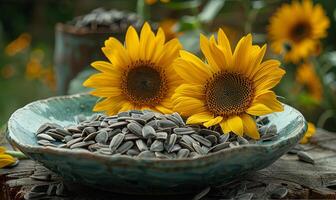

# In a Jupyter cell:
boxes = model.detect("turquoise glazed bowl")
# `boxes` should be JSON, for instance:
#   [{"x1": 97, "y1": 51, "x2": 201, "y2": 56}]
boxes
[{"x1": 7, "y1": 93, "x2": 307, "y2": 194}]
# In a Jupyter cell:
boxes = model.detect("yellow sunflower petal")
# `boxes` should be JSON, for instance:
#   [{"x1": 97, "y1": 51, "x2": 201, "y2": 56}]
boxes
[
  {"x1": 246, "y1": 104, "x2": 273, "y2": 116},
  {"x1": 226, "y1": 116, "x2": 244, "y2": 136},
  {"x1": 219, "y1": 120, "x2": 231, "y2": 134},
  {"x1": 0, "y1": 147, "x2": 5, "y2": 154},
  {"x1": 125, "y1": 26, "x2": 140, "y2": 61},
  {"x1": 241, "y1": 114, "x2": 260, "y2": 139},
  {"x1": 186, "y1": 112, "x2": 214, "y2": 124},
  {"x1": 173, "y1": 57, "x2": 211, "y2": 84},
  {"x1": 90, "y1": 87, "x2": 122, "y2": 97},
  {"x1": 203, "y1": 116, "x2": 223, "y2": 128}
]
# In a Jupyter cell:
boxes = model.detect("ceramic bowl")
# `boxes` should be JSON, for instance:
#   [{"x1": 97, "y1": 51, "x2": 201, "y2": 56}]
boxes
[{"x1": 6, "y1": 93, "x2": 307, "y2": 194}]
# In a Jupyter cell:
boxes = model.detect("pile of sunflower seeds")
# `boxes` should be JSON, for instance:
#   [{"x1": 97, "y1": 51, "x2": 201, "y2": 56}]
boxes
[
  {"x1": 35, "y1": 110, "x2": 277, "y2": 159},
  {"x1": 67, "y1": 8, "x2": 148, "y2": 32}
]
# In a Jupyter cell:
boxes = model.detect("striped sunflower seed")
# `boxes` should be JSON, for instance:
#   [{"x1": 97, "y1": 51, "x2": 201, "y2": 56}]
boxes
[
  {"x1": 116, "y1": 141, "x2": 134, "y2": 154},
  {"x1": 95, "y1": 130, "x2": 108, "y2": 144},
  {"x1": 142, "y1": 125, "x2": 156, "y2": 139},
  {"x1": 136, "y1": 139, "x2": 148, "y2": 151},
  {"x1": 173, "y1": 127, "x2": 195, "y2": 135},
  {"x1": 109, "y1": 133, "x2": 125, "y2": 153},
  {"x1": 155, "y1": 132, "x2": 168, "y2": 140},
  {"x1": 209, "y1": 142, "x2": 230, "y2": 152},
  {"x1": 126, "y1": 149, "x2": 140, "y2": 156},
  {"x1": 150, "y1": 140, "x2": 164, "y2": 152},
  {"x1": 127, "y1": 122, "x2": 143, "y2": 136},
  {"x1": 157, "y1": 120, "x2": 178, "y2": 129},
  {"x1": 191, "y1": 134, "x2": 212, "y2": 147},
  {"x1": 37, "y1": 133, "x2": 56, "y2": 142},
  {"x1": 137, "y1": 150, "x2": 155, "y2": 158},
  {"x1": 177, "y1": 149, "x2": 190, "y2": 158}
]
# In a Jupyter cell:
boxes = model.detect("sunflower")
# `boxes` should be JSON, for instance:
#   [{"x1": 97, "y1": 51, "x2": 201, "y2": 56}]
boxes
[
  {"x1": 83, "y1": 22, "x2": 182, "y2": 115},
  {"x1": 159, "y1": 19, "x2": 179, "y2": 41},
  {"x1": 0, "y1": 147, "x2": 16, "y2": 168},
  {"x1": 300, "y1": 122, "x2": 316, "y2": 144},
  {"x1": 268, "y1": 0, "x2": 329, "y2": 63},
  {"x1": 296, "y1": 62, "x2": 322, "y2": 103},
  {"x1": 172, "y1": 29, "x2": 285, "y2": 139}
]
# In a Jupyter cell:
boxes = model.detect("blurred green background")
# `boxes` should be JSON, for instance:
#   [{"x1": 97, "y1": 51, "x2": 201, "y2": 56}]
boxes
[{"x1": 1, "y1": 0, "x2": 336, "y2": 131}]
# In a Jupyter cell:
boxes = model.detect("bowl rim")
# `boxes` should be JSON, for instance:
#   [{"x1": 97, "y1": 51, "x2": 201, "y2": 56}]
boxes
[{"x1": 6, "y1": 93, "x2": 308, "y2": 165}]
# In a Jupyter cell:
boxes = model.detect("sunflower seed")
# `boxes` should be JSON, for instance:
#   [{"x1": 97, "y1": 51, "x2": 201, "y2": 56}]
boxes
[
  {"x1": 124, "y1": 133, "x2": 140, "y2": 141},
  {"x1": 116, "y1": 141, "x2": 134, "y2": 154},
  {"x1": 191, "y1": 134, "x2": 212, "y2": 147},
  {"x1": 200, "y1": 129, "x2": 221, "y2": 139},
  {"x1": 229, "y1": 141, "x2": 240, "y2": 148},
  {"x1": 118, "y1": 111, "x2": 130, "y2": 118},
  {"x1": 136, "y1": 139, "x2": 148, "y2": 151},
  {"x1": 237, "y1": 136, "x2": 249, "y2": 145},
  {"x1": 108, "y1": 119, "x2": 118, "y2": 125},
  {"x1": 108, "y1": 128, "x2": 122, "y2": 138},
  {"x1": 256, "y1": 116, "x2": 269, "y2": 125},
  {"x1": 58, "y1": 144, "x2": 67, "y2": 148},
  {"x1": 138, "y1": 150, "x2": 155, "y2": 158},
  {"x1": 100, "y1": 121, "x2": 109, "y2": 127},
  {"x1": 209, "y1": 142, "x2": 230, "y2": 152},
  {"x1": 83, "y1": 132, "x2": 98, "y2": 141},
  {"x1": 127, "y1": 149, "x2": 140, "y2": 156},
  {"x1": 82, "y1": 126, "x2": 96, "y2": 135},
  {"x1": 37, "y1": 140, "x2": 56, "y2": 147},
  {"x1": 192, "y1": 143, "x2": 207, "y2": 155},
  {"x1": 179, "y1": 141, "x2": 194, "y2": 152},
  {"x1": 36, "y1": 123, "x2": 53, "y2": 134},
  {"x1": 166, "y1": 134, "x2": 177, "y2": 152},
  {"x1": 142, "y1": 125, "x2": 156, "y2": 138},
  {"x1": 63, "y1": 135, "x2": 72, "y2": 143},
  {"x1": 45, "y1": 131, "x2": 64, "y2": 141},
  {"x1": 171, "y1": 144, "x2": 182, "y2": 152},
  {"x1": 270, "y1": 186, "x2": 288, "y2": 199},
  {"x1": 189, "y1": 152, "x2": 200, "y2": 158},
  {"x1": 150, "y1": 140, "x2": 164, "y2": 152},
  {"x1": 66, "y1": 137, "x2": 83, "y2": 147},
  {"x1": 267, "y1": 124, "x2": 277, "y2": 134},
  {"x1": 127, "y1": 122, "x2": 143, "y2": 136},
  {"x1": 173, "y1": 127, "x2": 195, "y2": 135},
  {"x1": 66, "y1": 126, "x2": 81, "y2": 133},
  {"x1": 109, "y1": 121, "x2": 128, "y2": 129},
  {"x1": 177, "y1": 149, "x2": 190, "y2": 158},
  {"x1": 147, "y1": 137, "x2": 153, "y2": 146},
  {"x1": 109, "y1": 133, "x2": 125, "y2": 153},
  {"x1": 70, "y1": 141, "x2": 95, "y2": 149},
  {"x1": 122, "y1": 127, "x2": 130, "y2": 134},
  {"x1": 155, "y1": 152, "x2": 169, "y2": 159},
  {"x1": 219, "y1": 134, "x2": 230, "y2": 143},
  {"x1": 297, "y1": 151, "x2": 315, "y2": 164},
  {"x1": 157, "y1": 120, "x2": 178, "y2": 129},
  {"x1": 54, "y1": 128, "x2": 72, "y2": 136},
  {"x1": 171, "y1": 112, "x2": 185, "y2": 126},
  {"x1": 155, "y1": 132, "x2": 168, "y2": 140},
  {"x1": 205, "y1": 135, "x2": 218, "y2": 145},
  {"x1": 72, "y1": 133, "x2": 82, "y2": 138},
  {"x1": 140, "y1": 112, "x2": 155, "y2": 122},
  {"x1": 181, "y1": 135, "x2": 199, "y2": 145},
  {"x1": 95, "y1": 130, "x2": 108, "y2": 144},
  {"x1": 99, "y1": 148, "x2": 113, "y2": 155},
  {"x1": 37, "y1": 133, "x2": 56, "y2": 142}
]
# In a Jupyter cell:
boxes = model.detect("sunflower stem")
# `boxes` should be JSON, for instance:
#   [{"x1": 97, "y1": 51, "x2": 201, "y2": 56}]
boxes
[
  {"x1": 137, "y1": 0, "x2": 150, "y2": 21},
  {"x1": 5, "y1": 150, "x2": 28, "y2": 159}
]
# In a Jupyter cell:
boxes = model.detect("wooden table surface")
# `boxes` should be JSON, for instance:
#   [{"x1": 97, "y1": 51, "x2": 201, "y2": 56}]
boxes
[{"x1": 1, "y1": 129, "x2": 336, "y2": 200}]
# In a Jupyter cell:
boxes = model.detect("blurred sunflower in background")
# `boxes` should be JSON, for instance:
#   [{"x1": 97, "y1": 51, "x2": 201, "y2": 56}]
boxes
[
  {"x1": 172, "y1": 29, "x2": 285, "y2": 139},
  {"x1": 84, "y1": 22, "x2": 182, "y2": 115},
  {"x1": 0, "y1": 147, "x2": 16, "y2": 168},
  {"x1": 159, "y1": 19, "x2": 179, "y2": 41},
  {"x1": 268, "y1": 0, "x2": 329, "y2": 63},
  {"x1": 296, "y1": 62, "x2": 323, "y2": 103},
  {"x1": 145, "y1": 0, "x2": 169, "y2": 5},
  {"x1": 300, "y1": 122, "x2": 316, "y2": 144}
]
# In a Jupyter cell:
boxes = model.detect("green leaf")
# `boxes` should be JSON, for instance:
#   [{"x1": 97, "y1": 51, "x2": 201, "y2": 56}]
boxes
[
  {"x1": 166, "y1": 0, "x2": 201, "y2": 10},
  {"x1": 198, "y1": 0, "x2": 226, "y2": 23}
]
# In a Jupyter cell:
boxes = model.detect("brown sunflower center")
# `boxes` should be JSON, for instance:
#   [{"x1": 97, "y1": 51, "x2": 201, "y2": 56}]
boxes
[
  {"x1": 205, "y1": 72, "x2": 255, "y2": 117},
  {"x1": 290, "y1": 21, "x2": 312, "y2": 42},
  {"x1": 122, "y1": 61, "x2": 167, "y2": 106}
]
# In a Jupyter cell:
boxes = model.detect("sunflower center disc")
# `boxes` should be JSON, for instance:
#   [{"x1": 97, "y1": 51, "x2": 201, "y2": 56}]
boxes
[
  {"x1": 124, "y1": 63, "x2": 166, "y2": 106},
  {"x1": 290, "y1": 21, "x2": 311, "y2": 42},
  {"x1": 205, "y1": 72, "x2": 255, "y2": 117}
]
